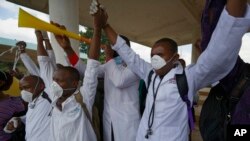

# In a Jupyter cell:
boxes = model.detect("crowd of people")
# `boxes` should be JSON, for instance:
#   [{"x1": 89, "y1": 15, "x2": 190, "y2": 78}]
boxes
[{"x1": 0, "y1": 0, "x2": 250, "y2": 141}]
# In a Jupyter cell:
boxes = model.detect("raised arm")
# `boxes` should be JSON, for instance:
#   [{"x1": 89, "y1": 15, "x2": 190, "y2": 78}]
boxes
[
  {"x1": 81, "y1": 7, "x2": 104, "y2": 115},
  {"x1": 186, "y1": 0, "x2": 250, "y2": 91},
  {"x1": 102, "y1": 13, "x2": 152, "y2": 81},
  {"x1": 36, "y1": 30, "x2": 48, "y2": 57},
  {"x1": 17, "y1": 41, "x2": 40, "y2": 76},
  {"x1": 226, "y1": 0, "x2": 247, "y2": 17},
  {"x1": 50, "y1": 22, "x2": 87, "y2": 77},
  {"x1": 36, "y1": 30, "x2": 55, "y2": 98},
  {"x1": 42, "y1": 31, "x2": 57, "y2": 69}
]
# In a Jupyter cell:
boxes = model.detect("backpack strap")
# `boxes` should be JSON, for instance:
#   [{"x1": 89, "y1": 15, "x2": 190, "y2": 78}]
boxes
[
  {"x1": 147, "y1": 70, "x2": 154, "y2": 90},
  {"x1": 41, "y1": 92, "x2": 52, "y2": 103},
  {"x1": 229, "y1": 64, "x2": 250, "y2": 118},
  {"x1": 176, "y1": 70, "x2": 194, "y2": 130},
  {"x1": 74, "y1": 92, "x2": 101, "y2": 141}
]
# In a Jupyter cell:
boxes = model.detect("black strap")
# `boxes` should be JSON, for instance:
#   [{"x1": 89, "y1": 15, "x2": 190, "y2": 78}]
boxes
[
  {"x1": 175, "y1": 71, "x2": 189, "y2": 102},
  {"x1": 176, "y1": 70, "x2": 195, "y2": 132},
  {"x1": 147, "y1": 70, "x2": 154, "y2": 91},
  {"x1": 224, "y1": 64, "x2": 250, "y2": 140},
  {"x1": 229, "y1": 64, "x2": 250, "y2": 116},
  {"x1": 42, "y1": 92, "x2": 52, "y2": 103}
]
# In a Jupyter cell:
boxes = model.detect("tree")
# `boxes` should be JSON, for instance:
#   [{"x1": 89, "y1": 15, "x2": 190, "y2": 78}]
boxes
[{"x1": 80, "y1": 27, "x2": 109, "y2": 64}]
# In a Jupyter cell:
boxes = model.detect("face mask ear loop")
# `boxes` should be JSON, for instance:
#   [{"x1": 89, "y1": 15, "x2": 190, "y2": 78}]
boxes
[
  {"x1": 166, "y1": 53, "x2": 177, "y2": 64},
  {"x1": 32, "y1": 78, "x2": 41, "y2": 105}
]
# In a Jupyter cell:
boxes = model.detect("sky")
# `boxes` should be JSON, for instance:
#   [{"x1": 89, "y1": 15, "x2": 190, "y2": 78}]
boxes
[{"x1": 0, "y1": 0, "x2": 250, "y2": 65}]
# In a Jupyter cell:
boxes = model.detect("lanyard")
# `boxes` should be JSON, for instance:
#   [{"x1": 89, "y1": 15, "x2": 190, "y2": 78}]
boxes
[{"x1": 145, "y1": 74, "x2": 164, "y2": 139}]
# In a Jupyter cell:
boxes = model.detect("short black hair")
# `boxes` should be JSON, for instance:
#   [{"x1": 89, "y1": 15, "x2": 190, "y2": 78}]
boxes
[
  {"x1": 113, "y1": 35, "x2": 131, "y2": 58},
  {"x1": 154, "y1": 38, "x2": 178, "y2": 54},
  {"x1": 24, "y1": 75, "x2": 44, "y2": 86},
  {"x1": 58, "y1": 66, "x2": 80, "y2": 82},
  {"x1": 0, "y1": 71, "x2": 13, "y2": 90}
]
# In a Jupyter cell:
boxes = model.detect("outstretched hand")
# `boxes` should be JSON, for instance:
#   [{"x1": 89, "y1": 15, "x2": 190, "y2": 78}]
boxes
[{"x1": 51, "y1": 21, "x2": 72, "y2": 50}]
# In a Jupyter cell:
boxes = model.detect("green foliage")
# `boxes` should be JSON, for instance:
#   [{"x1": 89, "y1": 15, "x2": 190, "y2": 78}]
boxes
[{"x1": 79, "y1": 27, "x2": 109, "y2": 64}]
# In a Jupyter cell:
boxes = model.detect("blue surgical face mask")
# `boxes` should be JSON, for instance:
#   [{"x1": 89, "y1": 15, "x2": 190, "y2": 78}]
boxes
[{"x1": 114, "y1": 56, "x2": 123, "y2": 65}]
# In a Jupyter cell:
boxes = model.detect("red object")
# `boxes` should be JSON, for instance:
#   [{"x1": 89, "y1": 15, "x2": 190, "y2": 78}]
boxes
[{"x1": 68, "y1": 52, "x2": 79, "y2": 66}]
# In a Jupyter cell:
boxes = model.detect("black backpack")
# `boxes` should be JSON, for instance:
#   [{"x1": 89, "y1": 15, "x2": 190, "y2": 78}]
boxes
[{"x1": 199, "y1": 64, "x2": 250, "y2": 141}]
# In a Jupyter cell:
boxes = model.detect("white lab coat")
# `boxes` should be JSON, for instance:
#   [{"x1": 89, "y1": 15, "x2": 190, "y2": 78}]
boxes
[
  {"x1": 20, "y1": 53, "x2": 40, "y2": 76},
  {"x1": 47, "y1": 50, "x2": 57, "y2": 69},
  {"x1": 111, "y1": 6, "x2": 250, "y2": 141},
  {"x1": 23, "y1": 92, "x2": 52, "y2": 141},
  {"x1": 75, "y1": 59, "x2": 141, "y2": 141},
  {"x1": 100, "y1": 60, "x2": 140, "y2": 141},
  {"x1": 44, "y1": 59, "x2": 99, "y2": 141},
  {"x1": 20, "y1": 50, "x2": 56, "y2": 76},
  {"x1": 38, "y1": 56, "x2": 56, "y2": 94}
]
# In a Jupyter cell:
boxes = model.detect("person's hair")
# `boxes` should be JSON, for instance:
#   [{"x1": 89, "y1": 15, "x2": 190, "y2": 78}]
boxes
[
  {"x1": 0, "y1": 71, "x2": 13, "y2": 90},
  {"x1": 58, "y1": 66, "x2": 80, "y2": 82},
  {"x1": 26, "y1": 75, "x2": 44, "y2": 86},
  {"x1": 179, "y1": 59, "x2": 186, "y2": 68},
  {"x1": 56, "y1": 63, "x2": 64, "y2": 69},
  {"x1": 154, "y1": 38, "x2": 178, "y2": 54},
  {"x1": 113, "y1": 35, "x2": 131, "y2": 58}
]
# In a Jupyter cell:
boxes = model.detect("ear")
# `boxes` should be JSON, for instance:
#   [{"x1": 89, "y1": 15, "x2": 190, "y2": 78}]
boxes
[
  {"x1": 39, "y1": 83, "x2": 45, "y2": 90},
  {"x1": 72, "y1": 80, "x2": 79, "y2": 88},
  {"x1": 173, "y1": 54, "x2": 180, "y2": 61}
]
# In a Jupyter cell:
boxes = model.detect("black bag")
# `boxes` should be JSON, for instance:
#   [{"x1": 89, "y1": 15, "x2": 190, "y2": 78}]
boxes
[
  {"x1": 199, "y1": 83, "x2": 228, "y2": 141},
  {"x1": 199, "y1": 64, "x2": 250, "y2": 141}
]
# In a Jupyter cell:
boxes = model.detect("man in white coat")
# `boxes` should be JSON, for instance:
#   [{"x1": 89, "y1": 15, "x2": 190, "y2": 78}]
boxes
[
  {"x1": 4, "y1": 30, "x2": 57, "y2": 141},
  {"x1": 97, "y1": 41, "x2": 140, "y2": 141},
  {"x1": 4, "y1": 75, "x2": 52, "y2": 141},
  {"x1": 57, "y1": 30, "x2": 141, "y2": 141},
  {"x1": 43, "y1": 8, "x2": 106, "y2": 141},
  {"x1": 96, "y1": 0, "x2": 250, "y2": 140}
]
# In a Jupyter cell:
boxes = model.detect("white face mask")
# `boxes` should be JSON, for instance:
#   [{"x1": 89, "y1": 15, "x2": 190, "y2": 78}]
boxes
[
  {"x1": 21, "y1": 90, "x2": 33, "y2": 102},
  {"x1": 51, "y1": 81, "x2": 77, "y2": 99},
  {"x1": 51, "y1": 81, "x2": 63, "y2": 98},
  {"x1": 151, "y1": 54, "x2": 175, "y2": 70},
  {"x1": 20, "y1": 77, "x2": 40, "y2": 103}
]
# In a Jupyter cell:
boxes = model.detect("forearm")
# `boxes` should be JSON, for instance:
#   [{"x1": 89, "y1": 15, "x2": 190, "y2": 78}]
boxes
[
  {"x1": 226, "y1": 0, "x2": 247, "y2": 17},
  {"x1": 103, "y1": 24, "x2": 118, "y2": 45},
  {"x1": 89, "y1": 27, "x2": 101, "y2": 60},
  {"x1": 189, "y1": 5, "x2": 250, "y2": 89},
  {"x1": 81, "y1": 59, "x2": 100, "y2": 117},
  {"x1": 37, "y1": 38, "x2": 48, "y2": 56},
  {"x1": 44, "y1": 39, "x2": 53, "y2": 50}
]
